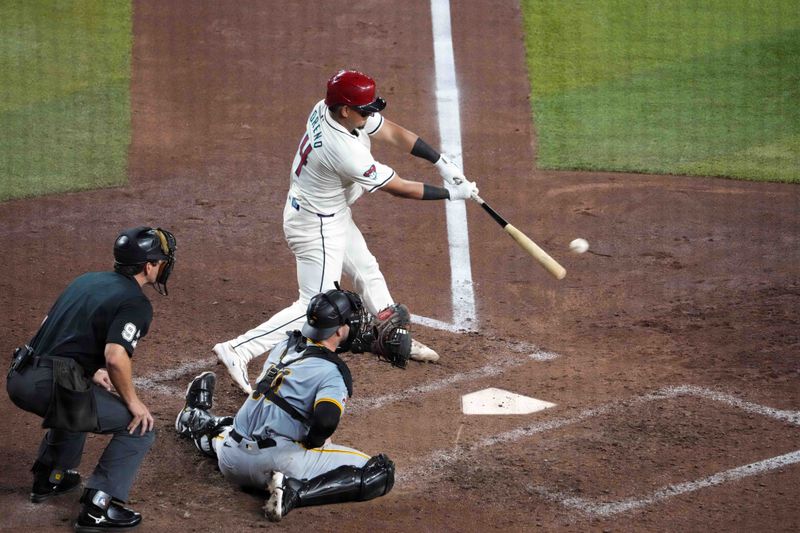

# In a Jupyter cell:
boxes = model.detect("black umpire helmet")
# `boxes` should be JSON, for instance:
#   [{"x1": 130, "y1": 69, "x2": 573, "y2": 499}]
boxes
[
  {"x1": 302, "y1": 288, "x2": 363, "y2": 341},
  {"x1": 114, "y1": 226, "x2": 177, "y2": 295}
]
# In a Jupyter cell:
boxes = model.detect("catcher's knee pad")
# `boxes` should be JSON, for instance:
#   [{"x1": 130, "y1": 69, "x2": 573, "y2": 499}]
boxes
[{"x1": 359, "y1": 454, "x2": 395, "y2": 501}]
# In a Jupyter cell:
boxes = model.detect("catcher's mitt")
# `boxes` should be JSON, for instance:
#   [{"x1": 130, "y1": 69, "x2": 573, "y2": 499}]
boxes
[{"x1": 370, "y1": 304, "x2": 412, "y2": 368}]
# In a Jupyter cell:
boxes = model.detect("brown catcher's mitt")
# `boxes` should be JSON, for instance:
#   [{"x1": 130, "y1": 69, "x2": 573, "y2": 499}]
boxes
[{"x1": 371, "y1": 304, "x2": 412, "y2": 368}]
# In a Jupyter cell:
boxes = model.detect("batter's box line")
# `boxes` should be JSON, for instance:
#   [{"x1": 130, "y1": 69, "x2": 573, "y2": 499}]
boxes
[
  {"x1": 532, "y1": 449, "x2": 800, "y2": 518},
  {"x1": 411, "y1": 313, "x2": 476, "y2": 333},
  {"x1": 398, "y1": 385, "x2": 800, "y2": 505}
]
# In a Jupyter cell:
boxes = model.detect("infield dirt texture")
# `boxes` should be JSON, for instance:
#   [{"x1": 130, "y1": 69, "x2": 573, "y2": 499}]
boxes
[{"x1": 1, "y1": 1, "x2": 798, "y2": 532}]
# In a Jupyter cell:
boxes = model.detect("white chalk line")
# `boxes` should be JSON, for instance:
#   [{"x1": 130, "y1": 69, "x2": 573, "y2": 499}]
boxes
[
  {"x1": 533, "y1": 449, "x2": 800, "y2": 517},
  {"x1": 431, "y1": 0, "x2": 476, "y2": 327},
  {"x1": 411, "y1": 313, "x2": 476, "y2": 333},
  {"x1": 397, "y1": 385, "x2": 800, "y2": 509},
  {"x1": 133, "y1": 356, "x2": 216, "y2": 396},
  {"x1": 666, "y1": 384, "x2": 800, "y2": 426}
]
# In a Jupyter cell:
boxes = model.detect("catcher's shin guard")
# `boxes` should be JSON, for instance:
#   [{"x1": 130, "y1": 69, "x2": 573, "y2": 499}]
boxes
[
  {"x1": 265, "y1": 455, "x2": 395, "y2": 521},
  {"x1": 298, "y1": 454, "x2": 395, "y2": 507}
]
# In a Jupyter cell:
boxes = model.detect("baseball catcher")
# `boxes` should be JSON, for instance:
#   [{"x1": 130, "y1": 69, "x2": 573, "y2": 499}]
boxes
[{"x1": 176, "y1": 288, "x2": 395, "y2": 521}]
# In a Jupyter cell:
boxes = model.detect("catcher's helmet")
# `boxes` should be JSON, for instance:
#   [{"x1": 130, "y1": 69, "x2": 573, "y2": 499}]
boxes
[
  {"x1": 325, "y1": 70, "x2": 386, "y2": 114},
  {"x1": 113, "y1": 226, "x2": 177, "y2": 295},
  {"x1": 302, "y1": 288, "x2": 364, "y2": 341}
]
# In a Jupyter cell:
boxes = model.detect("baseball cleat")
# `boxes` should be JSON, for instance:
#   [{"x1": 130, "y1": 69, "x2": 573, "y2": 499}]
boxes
[
  {"x1": 409, "y1": 339, "x2": 439, "y2": 362},
  {"x1": 30, "y1": 467, "x2": 81, "y2": 503},
  {"x1": 175, "y1": 371, "x2": 216, "y2": 435},
  {"x1": 186, "y1": 371, "x2": 216, "y2": 410},
  {"x1": 213, "y1": 342, "x2": 253, "y2": 394},
  {"x1": 264, "y1": 471, "x2": 296, "y2": 522},
  {"x1": 75, "y1": 489, "x2": 141, "y2": 532}
]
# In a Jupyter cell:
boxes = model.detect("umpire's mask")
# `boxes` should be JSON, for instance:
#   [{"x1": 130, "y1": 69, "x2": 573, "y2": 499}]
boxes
[{"x1": 113, "y1": 226, "x2": 177, "y2": 295}]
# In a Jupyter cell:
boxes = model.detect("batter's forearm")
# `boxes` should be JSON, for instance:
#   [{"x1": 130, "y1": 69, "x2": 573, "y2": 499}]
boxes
[{"x1": 411, "y1": 137, "x2": 441, "y2": 164}]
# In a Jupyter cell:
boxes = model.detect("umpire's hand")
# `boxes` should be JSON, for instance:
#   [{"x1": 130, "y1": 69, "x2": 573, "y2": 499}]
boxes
[
  {"x1": 104, "y1": 343, "x2": 155, "y2": 435},
  {"x1": 127, "y1": 398, "x2": 154, "y2": 435}
]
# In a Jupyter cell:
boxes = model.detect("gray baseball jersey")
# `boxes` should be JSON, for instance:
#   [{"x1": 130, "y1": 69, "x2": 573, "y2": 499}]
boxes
[
  {"x1": 232, "y1": 337, "x2": 349, "y2": 441},
  {"x1": 215, "y1": 335, "x2": 368, "y2": 488}
]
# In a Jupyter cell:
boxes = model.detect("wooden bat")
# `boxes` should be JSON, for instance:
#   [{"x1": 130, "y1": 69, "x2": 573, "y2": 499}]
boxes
[{"x1": 471, "y1": 194, "x2": 566, "y2": 280}]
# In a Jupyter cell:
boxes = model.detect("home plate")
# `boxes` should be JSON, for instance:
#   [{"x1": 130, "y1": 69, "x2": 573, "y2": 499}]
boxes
[{"x1": 461, "y1": 387, "x2": 556, "y2": 415}]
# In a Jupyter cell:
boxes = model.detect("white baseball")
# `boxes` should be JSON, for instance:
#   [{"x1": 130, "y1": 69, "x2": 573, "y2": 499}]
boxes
[{"x1": 569, "y1": 238, "x2": 589, "y2": 254}]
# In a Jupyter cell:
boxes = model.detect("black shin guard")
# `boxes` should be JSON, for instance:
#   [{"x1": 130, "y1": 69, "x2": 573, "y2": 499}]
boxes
[{"x1": 295, "y1": 454, "x2": 395, "y2": 507}]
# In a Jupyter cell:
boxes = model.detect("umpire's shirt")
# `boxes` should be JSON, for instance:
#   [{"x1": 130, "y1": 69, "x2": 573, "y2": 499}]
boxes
[{"x1": 31, "y1": 271, "x2": 152, "y2": 375}]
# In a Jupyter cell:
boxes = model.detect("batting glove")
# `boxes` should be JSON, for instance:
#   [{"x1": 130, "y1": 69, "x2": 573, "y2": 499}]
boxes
[
  {"x1": 434, "y1": 155, "x2": 466, "y2": 186},
  {"x1": 447, "y1": 179, "x2": 479, "y2": 201}
]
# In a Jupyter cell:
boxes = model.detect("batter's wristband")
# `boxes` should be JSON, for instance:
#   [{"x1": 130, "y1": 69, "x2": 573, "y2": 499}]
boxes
[
  {"x1": 411, "y1": 138, "x2": 441, "y2": 164},
  {"x1": 422, "y1": 184, "x2": 450, "y2": 200}
]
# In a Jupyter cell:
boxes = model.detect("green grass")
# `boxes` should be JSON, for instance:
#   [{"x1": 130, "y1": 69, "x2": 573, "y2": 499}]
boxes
[
  {"x1": 0, "y1": 0, "x2": 131, "y2": 201},
  {"x1": 522, "y1": 0, "x2": 800, "y2": 182}
]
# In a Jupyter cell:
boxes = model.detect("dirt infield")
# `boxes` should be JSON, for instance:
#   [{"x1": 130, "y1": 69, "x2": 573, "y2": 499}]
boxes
[{"x1": 2, "y1": 1, "x2": 799, "y2": 531}]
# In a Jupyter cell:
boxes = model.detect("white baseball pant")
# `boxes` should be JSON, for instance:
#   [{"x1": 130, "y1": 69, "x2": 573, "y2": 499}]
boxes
[{"x1": 225, "y1": 195, "x2": 393, "y2": 361}]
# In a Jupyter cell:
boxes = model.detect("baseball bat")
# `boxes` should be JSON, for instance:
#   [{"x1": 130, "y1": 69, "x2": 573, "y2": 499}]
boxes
[{"x1": 471, "y1": 194, "x2": 567, "y2": 280}]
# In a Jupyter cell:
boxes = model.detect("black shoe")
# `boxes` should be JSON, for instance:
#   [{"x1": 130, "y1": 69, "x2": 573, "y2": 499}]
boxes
[
  {"x1": 185, "y1": 371, "x2": 216, "y2": 410},
  {"x1": 74, "y1": 490, "x2": 142, "y2": 532},
  {"x1": 30, "y1": 464, "x2": 81, "y2": 503}
]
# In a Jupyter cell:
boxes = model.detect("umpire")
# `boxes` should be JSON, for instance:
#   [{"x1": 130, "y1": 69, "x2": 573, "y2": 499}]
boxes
[{"x1": 7, "y1": 226, "x2": 176, "y2": 532}]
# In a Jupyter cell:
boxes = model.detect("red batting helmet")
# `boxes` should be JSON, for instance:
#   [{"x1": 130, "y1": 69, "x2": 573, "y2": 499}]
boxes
[{"x1": 325, "y1": 70, "x2": 387, "y2": 113}]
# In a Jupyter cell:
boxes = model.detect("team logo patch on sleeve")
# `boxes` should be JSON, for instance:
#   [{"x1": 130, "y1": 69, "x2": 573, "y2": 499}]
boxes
[{"x1": 363, "y1": 164, "x2": 377, "y2": 180}]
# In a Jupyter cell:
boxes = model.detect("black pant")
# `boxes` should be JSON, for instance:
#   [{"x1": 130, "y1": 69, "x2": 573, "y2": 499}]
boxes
[{"x1": 6, "y1": 362, "x2": 155, "y2": 502}]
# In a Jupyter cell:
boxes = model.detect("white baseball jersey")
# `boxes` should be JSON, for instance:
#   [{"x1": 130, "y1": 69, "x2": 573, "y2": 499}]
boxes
[{"x1": 288, "y1": 100, "x2": 395, "y2": 215}]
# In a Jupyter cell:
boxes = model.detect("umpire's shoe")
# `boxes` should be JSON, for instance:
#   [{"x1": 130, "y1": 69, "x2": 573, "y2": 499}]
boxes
[
  {"x1": 264, "y1": 471, "x2": 300, "y2": 522},
  {"x1": 175, "y1": 371, "x2": 216, "y2": 435},
  {"x1": 30, "y1": 461, "x2": 81, "y2": 503},
  {"x1": 75, "y1": 489, "x2": 141, "y2": 532}
]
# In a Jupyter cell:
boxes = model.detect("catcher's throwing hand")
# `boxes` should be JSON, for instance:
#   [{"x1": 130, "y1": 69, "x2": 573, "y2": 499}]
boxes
[
  {"x1": 434, "y1": 155, "x2": 465, "y2": 186},
  {"x1": 446, "y1": 179, "x2": 479, "y2": 201}
]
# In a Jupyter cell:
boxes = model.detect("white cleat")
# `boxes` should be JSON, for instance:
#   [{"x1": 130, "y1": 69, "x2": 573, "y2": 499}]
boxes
[
  {"x1": 213, "y1": 342, "x2": 253, "y2": 394},
  {"x1": 410, "y1": 339, "x2": 439, "y2": 362},
  {"x1": 264, "y1": 471, "x2": 286, "y2": 522}
]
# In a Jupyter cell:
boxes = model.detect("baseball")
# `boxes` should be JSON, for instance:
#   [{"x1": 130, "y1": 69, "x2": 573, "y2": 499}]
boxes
[{"x1": 569, "y1": 238, "x2": 589, "y2": 254}]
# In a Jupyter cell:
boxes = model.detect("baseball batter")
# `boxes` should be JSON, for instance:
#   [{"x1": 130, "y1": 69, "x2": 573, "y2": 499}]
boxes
[
  {"x1": 214, "y1": 69, "x2": 478, "y2": 393},
  {"x1": 177, "y1": 289, "x2": 396, "y2": 522}
]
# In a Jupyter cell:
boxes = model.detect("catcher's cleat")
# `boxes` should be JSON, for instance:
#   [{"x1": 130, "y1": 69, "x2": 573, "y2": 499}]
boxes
[
  {"x1": 409, "y1": 339, "x2": 439, "y2": 362},
  {"x1": 214, "y1": 342, "x2": 253, "y2": 394},
  {"x1": 264, "y1": 471, "x2": 299, "y2": 522},
  {"x1": 186, "y1": 371, "x2": 216, "y2": 410},
  {"x1": 175, "y1": 371, "x2": 216, "y2": 435},
  {"x1": 30, "y1": 462, "x2": 81, "y2": 503}
]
